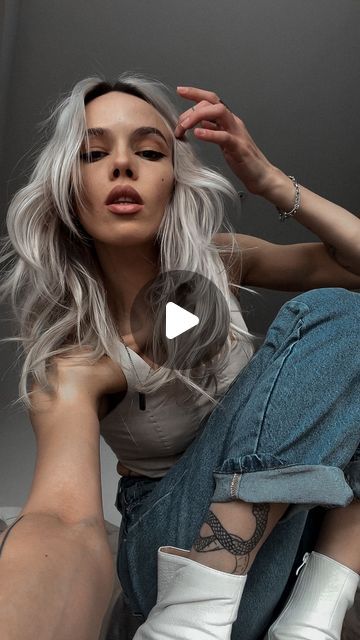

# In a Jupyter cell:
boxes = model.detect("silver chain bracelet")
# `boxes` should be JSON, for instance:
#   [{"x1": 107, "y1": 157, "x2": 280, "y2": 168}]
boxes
[{"x1": 277, "y1": 176, "x2": 301, "y2": 222}]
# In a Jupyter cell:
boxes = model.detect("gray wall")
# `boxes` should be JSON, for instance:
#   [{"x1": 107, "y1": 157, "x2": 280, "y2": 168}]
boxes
[{"x1": 1, "y1": 0, "x2": 360, "y2": 524}]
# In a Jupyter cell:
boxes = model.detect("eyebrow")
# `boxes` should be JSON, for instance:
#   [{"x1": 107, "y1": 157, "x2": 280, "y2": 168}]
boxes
[{"x1": 84, "y1": 126, "x2": 170, "y2": 147}]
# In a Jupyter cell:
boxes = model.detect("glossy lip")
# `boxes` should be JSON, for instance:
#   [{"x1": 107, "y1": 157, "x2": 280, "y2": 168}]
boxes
[
  {"x1": 107, "y1": 203, "x2": 144, "y2": 215},
  {"x1": 105, "y1": 185, "x2": 143, "y2": 206}
]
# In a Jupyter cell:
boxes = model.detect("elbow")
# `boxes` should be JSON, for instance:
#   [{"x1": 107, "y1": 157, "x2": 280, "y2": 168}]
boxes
[{"x1": 324, "y1": 242, "x2": 360, "y2": 277}]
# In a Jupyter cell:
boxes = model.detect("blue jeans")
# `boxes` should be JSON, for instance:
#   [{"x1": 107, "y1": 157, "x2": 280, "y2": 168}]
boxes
[{"x1": 115, "y1": 288, "x2": 360, "y2": 640}]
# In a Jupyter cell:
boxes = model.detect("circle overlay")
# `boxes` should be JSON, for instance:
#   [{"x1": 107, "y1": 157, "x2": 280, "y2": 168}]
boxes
[{"x1": 129, "y1": 269, "x2": 230, "y2": 372}]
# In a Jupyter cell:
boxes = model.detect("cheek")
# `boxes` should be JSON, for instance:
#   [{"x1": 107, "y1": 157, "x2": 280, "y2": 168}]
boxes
[
  {"x1": 160, "y1": 169, "x2": 175, "y2": 201},
  {"x1": 79, "y1": 170, "x2": 102, "y2": 207}
]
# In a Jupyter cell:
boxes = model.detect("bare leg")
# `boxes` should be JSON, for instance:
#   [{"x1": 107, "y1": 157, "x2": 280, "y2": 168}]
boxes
[
  {"x1": 315, "y1": 501, "x2": 360, "y2": 574},
  {"x1": 134, "y1": 500, "x2": 289, "y2": 640},
  {"x1": 178, "y1": 498, "x2": 360, "y2": 576},
  {"x1": 170, "y1": 500, "x2": 289, "y2": 574}
]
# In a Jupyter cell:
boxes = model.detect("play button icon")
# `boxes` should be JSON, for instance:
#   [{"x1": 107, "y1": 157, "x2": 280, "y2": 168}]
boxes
[
  {"x1": 166, "y1": 302, "x2": 199, "y2": 339},
  {"x1": 127, "y1": 269, "x2": 230, "y2": 372}
]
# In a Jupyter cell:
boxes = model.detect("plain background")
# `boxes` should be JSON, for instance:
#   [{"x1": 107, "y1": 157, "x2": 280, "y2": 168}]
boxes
[{"x1": 1, "y1": 0, "x2": 359, "y2": 524}]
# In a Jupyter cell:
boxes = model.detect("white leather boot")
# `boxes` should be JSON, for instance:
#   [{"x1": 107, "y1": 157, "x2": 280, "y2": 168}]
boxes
[
  {"x1": 133, "y1": 545, "x2": 247, "y2": 639},
  {"x1": 155, "y1": 546, "x2": 190, "y2": 602},
  {"x1": 266, "y1": 551, "x2": 360, "y2": 640}
]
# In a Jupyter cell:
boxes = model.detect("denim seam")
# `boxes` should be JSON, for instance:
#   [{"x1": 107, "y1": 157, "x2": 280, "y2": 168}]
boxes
[
  {"x1": 215, "y1": 461, "x2": 340, "y2": 475},
  {"x1": 126, "y1": 467, "x2": 189, "y2": 535},
  {"x1": 124, "y1": 482, "x2": 159, "y2": 513},
  {"x1": 254, "y1": 317, "x2": 305, "y2": 453},
  {"x1": 230, "y1": 473, "x2": 241, "y2": 498}
]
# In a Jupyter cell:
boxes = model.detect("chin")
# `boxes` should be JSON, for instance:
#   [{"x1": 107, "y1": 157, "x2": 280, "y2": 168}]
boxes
[{"x1": 107, "y1": 233, "x2": 157, "y2": 248}]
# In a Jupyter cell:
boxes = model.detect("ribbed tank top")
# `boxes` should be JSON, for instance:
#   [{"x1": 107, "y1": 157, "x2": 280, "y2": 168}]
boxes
[{"x1": 100, "y1": 292, "x2": 255, "y2": 477}]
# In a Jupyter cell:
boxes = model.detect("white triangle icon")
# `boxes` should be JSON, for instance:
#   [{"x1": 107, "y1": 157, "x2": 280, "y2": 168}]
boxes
[{"x1": 165, "y1": 302, "x2": 199, "y2": 339}]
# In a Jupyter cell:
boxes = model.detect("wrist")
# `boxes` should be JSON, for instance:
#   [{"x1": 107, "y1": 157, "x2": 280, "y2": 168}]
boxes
[{"x1": 258, "y1": 168, "x2": 296, "y2": 207}]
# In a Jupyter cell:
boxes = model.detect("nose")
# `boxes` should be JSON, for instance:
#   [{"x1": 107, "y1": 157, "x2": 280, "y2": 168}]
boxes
[
  {"x1": 113, "y1": 167, "x2": 133, "y2": 179},
  {"x1": 110, "y1": 147, "x2": 137, "y2": 180}
]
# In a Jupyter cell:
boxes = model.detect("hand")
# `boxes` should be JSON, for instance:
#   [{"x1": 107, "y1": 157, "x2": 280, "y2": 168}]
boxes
[
  {"x1": 175, "y1": 86, "x2": 279, "y2": 197},
  {"x1": 46, "y1": 347, "x2": 125, "y2": 404}
]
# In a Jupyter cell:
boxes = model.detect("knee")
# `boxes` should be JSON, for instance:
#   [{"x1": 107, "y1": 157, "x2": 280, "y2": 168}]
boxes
[
  {"x1": 266, "y1": 288, "x2": 359, "y2": 357},
  {"x1": 292, "y1": 287, "x2": 360, "y2": 318}
]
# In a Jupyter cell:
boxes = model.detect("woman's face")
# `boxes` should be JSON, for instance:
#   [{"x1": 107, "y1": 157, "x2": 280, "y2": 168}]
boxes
[{"x1": 77, "y1": 91, "x2": 174, "y2": 248}]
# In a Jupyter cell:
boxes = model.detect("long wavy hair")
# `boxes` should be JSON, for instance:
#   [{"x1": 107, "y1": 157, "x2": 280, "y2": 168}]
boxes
[{"x1": 0, "y1": 72, "x2": 256, "y2": 411}]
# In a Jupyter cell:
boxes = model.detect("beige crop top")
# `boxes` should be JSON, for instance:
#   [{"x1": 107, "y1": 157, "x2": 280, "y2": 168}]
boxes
[{"x1": 100, "y1": 292, "x2": 255, "y2": 478}]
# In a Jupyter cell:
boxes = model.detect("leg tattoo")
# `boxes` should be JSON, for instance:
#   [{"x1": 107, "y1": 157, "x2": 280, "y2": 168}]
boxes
[{"x1": 193, "y1": 504, "x2": 270, "y2": 574}]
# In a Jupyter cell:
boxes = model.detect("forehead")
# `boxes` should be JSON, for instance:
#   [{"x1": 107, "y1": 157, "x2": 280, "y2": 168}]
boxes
[{"x1": 84, "y1": 91, "x2": 170, "y2": 137}]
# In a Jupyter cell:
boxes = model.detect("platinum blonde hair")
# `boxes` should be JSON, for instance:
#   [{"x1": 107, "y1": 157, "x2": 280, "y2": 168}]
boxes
[{"x1": 0, "y1": 72, "x2": 256, "y2": 411}]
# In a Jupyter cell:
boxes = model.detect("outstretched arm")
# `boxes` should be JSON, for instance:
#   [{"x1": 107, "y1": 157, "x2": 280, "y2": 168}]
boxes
[
  {"x1": 0, "y1": 352, "x2": 125, "y2": 640},
  {"x1": 0, "y1": 508, "x2": 113, "y2": 640}
]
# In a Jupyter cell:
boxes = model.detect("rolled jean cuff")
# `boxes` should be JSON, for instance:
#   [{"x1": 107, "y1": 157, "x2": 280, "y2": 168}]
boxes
[
  {"x1": 212, "y1": 454, "x2": 355, "y2": 522},
  {"x1": 344, "y1": 458, "x2": 360, "y2": 502}
]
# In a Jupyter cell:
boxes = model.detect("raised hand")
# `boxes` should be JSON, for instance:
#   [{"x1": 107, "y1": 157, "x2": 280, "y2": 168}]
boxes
[{"x1": 175, "y1": 86, "x2": 278, "y2": 197}]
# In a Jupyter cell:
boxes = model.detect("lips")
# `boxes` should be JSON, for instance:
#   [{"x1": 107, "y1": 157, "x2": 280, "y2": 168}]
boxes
[{"x1": 105, "y1": 185, "x2": 143, "y2": 206}]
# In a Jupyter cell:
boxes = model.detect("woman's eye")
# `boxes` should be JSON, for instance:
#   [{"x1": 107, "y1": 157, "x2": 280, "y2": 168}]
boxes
[
  {"x1": 79, "y1": 151, "x2": 106, "y2": 163},
  {"x1": 137, "y1": 150, "x2": 165, "y2": 161}
]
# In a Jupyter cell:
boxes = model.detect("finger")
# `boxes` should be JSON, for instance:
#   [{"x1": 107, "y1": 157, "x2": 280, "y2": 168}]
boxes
[
  {"x1": 177, "y1": 99, "x2": 212, "y2": 125},
  {"x1": 193, "y1": 127, "x2": 239, "y2": 152},
  {"x1": 175, "y1": 120, "x2": 219, "y2": 139},
  {"x1": 177, "y1": 86, "x2": 221, "y2": 105},
  {"x1": 199, "y1": 120, "x2": 219, "y2": 130},
  {"x1": 174, "y1": 102, "x2": 232, "y2": 138}
]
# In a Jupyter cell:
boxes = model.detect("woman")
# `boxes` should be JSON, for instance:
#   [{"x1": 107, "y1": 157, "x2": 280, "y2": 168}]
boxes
[{"x1": 0, "y1": 74, "x2": 359, "y2": 640}]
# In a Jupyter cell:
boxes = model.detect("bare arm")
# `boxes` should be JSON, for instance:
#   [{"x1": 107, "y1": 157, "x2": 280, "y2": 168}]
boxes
[
  {"x1": 0, "y1": 510, "x2": 113, "y2": 640},
  {"x1": 237, "y1": 175, "x2": 360, "y2": 290},
  {"x1": 260, "y1": 173, "x2": 360, "y2": 275},
  {"x1": 175, "y1": 86, "x2": 360, "y2": 290},
  {"x1": 215, "y1": 233, "x2": 360, "y2": 291},
  {"x1": 0, "y1": 354, "x2": 125, "y2": 640}
]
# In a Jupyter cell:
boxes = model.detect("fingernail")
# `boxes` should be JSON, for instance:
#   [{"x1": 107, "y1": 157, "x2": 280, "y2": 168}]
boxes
[
  {"x1": 180, "y1": 117, "x2": 190, "y2": 127},
  {"x1": 177, "y1": 86, "x2": 188, "y2": 91}
]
